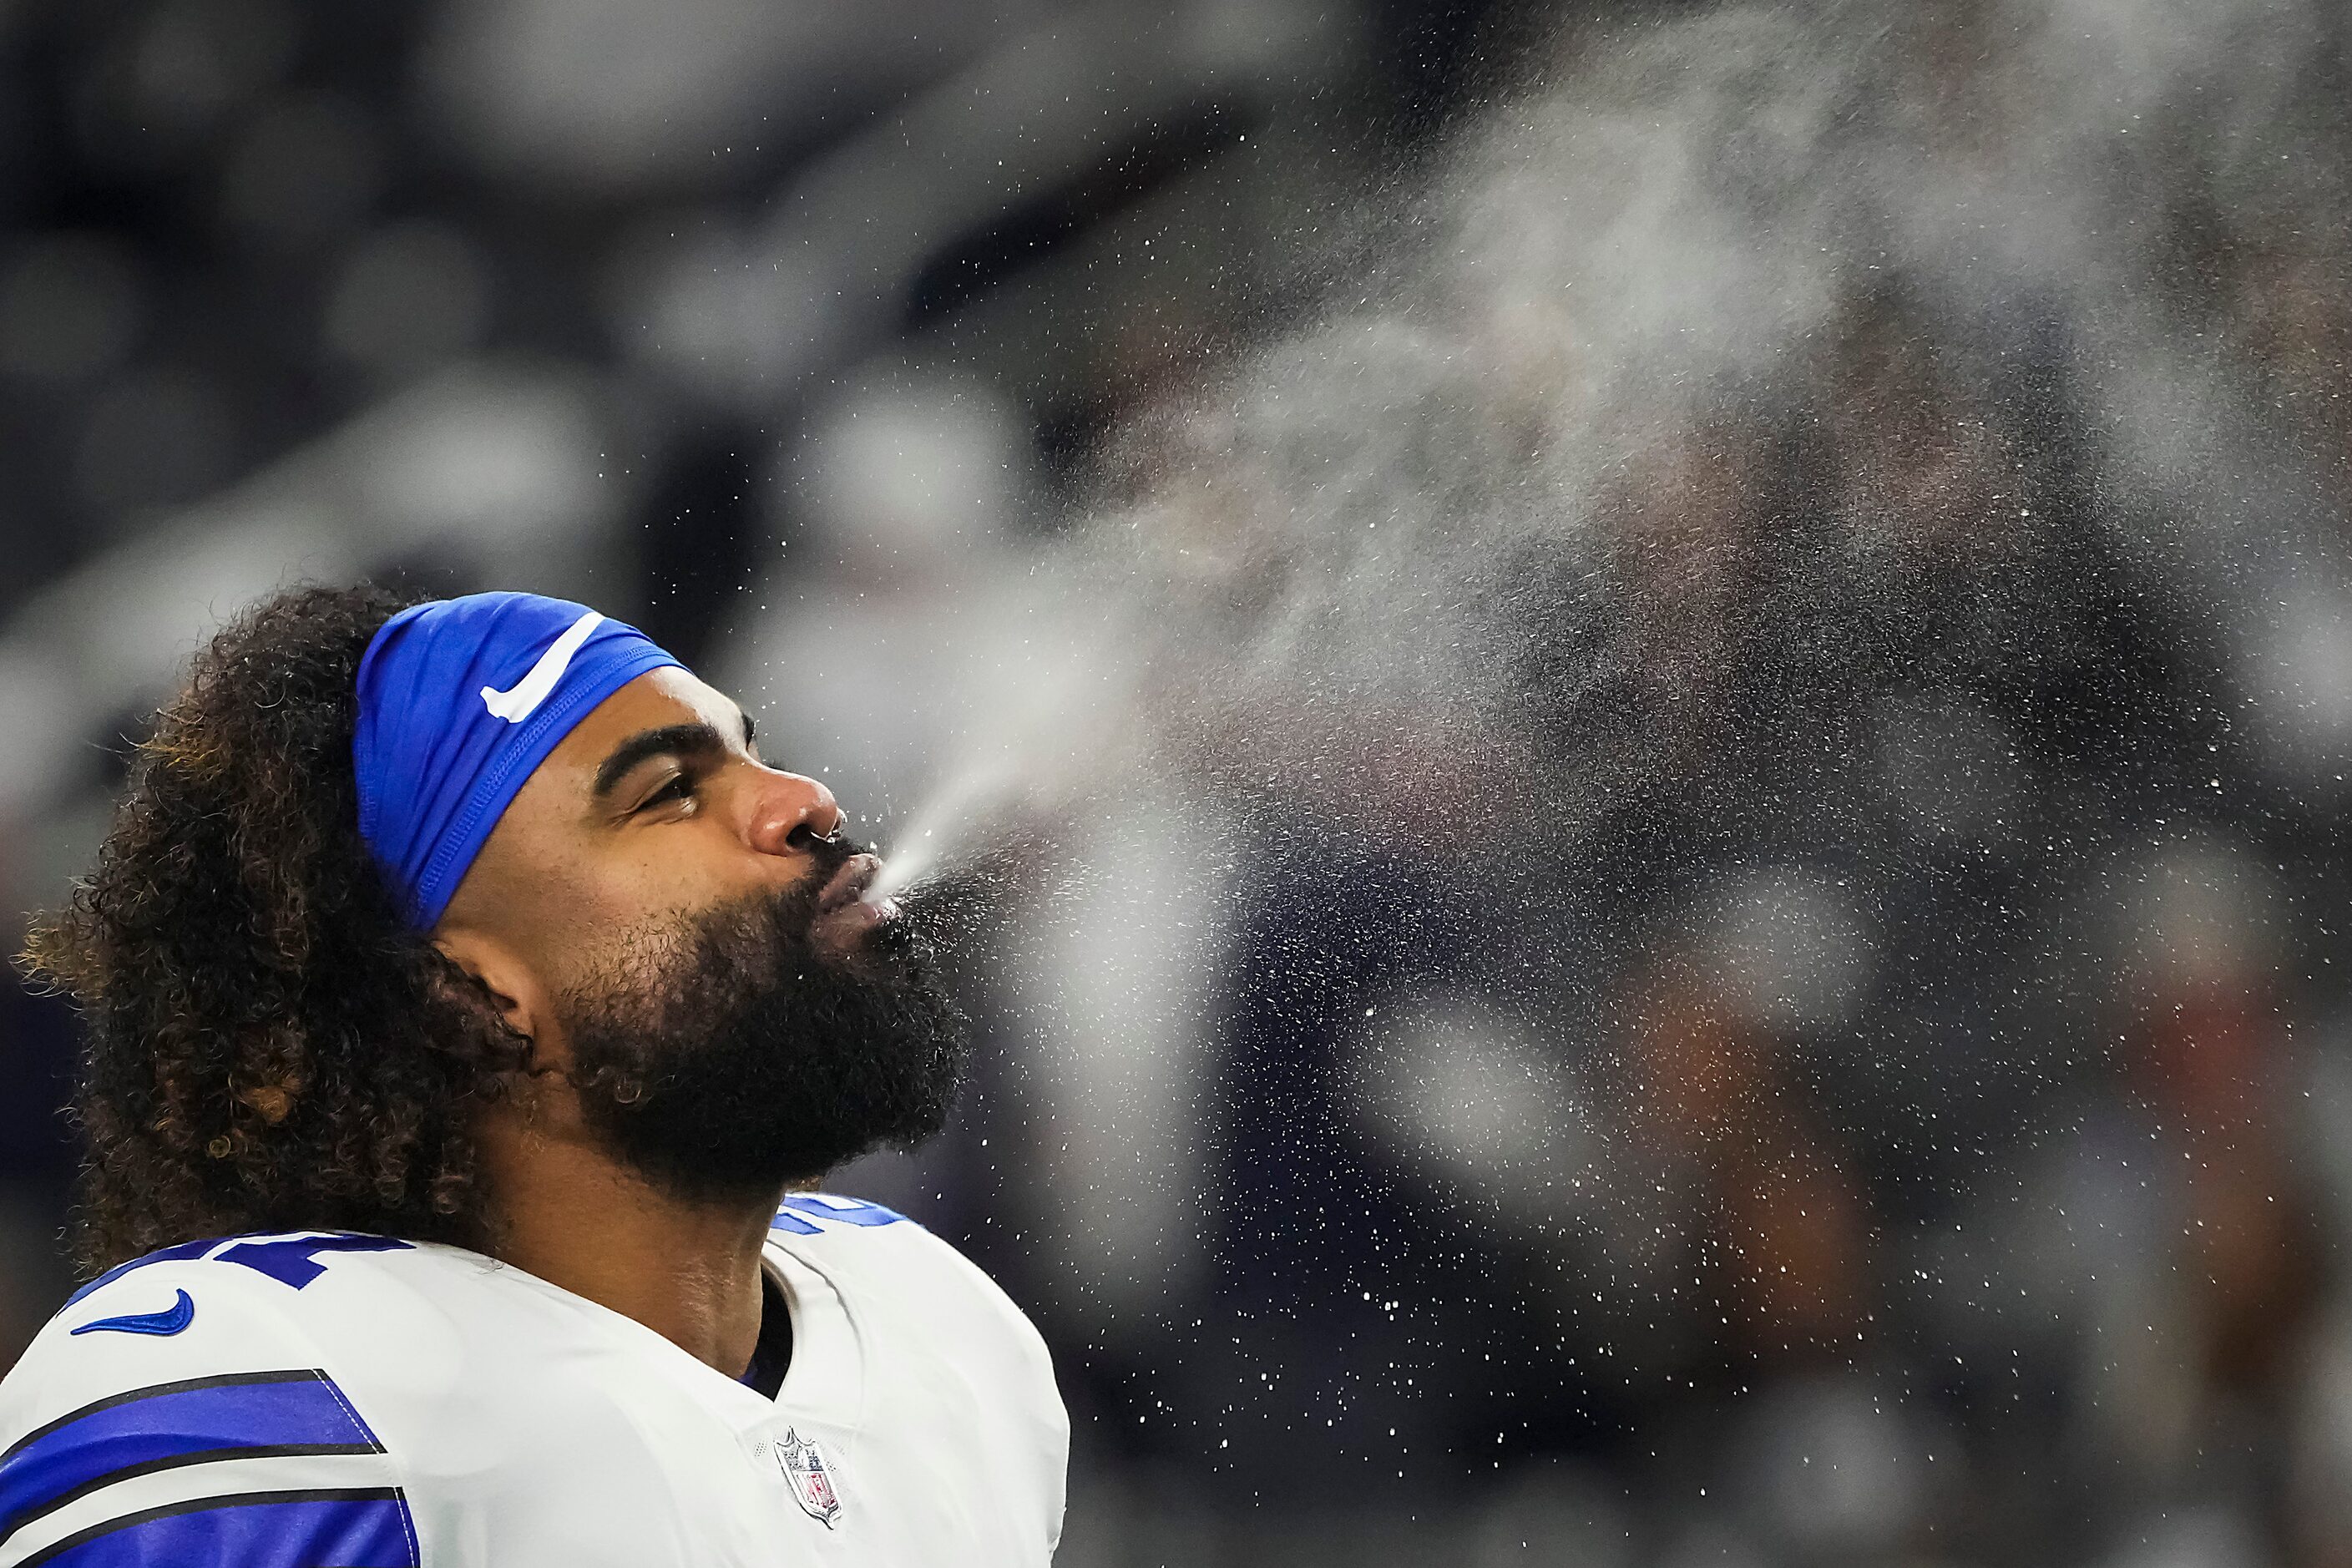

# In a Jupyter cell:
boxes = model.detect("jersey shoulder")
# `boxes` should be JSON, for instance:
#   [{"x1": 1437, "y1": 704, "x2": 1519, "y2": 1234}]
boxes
[
  {"x1": 764, "y1": 1191, "x2": 1016, "y2": 1307},
  {"x1": 764, "y1": 1193, "x2": 1055, "y2": 1375},
  {"x1": 0, "y1": 1232, "x2": 434, "y2": 1568}
]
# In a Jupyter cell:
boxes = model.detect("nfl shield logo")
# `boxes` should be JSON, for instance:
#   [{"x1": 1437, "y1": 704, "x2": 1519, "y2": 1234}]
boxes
[{"x1": 776, "y1": 1429, "x2": 842, "y2": 1527}]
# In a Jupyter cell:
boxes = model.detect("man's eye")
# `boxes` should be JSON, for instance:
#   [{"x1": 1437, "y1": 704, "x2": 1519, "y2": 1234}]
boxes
[{"x1": 636, "y1": 775, "x2": 695, "y2": 813}]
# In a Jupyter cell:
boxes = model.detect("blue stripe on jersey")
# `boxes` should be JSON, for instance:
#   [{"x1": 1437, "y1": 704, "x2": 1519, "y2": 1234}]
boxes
[
  {"x1": 770, "y1": 1194, "x2": 910, "y2": 1235},
  {"x1": 17, "y1": 1488, "x2": 417, "y2": 1568},
  {"x1": 0, "y1": 1373, "x2": 380, "y2": 1549}
]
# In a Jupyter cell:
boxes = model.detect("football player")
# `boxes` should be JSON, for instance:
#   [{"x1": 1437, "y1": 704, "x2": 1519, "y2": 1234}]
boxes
[{"x1": 1, "y1": 587, "x2": 1066, "y2": 1565}]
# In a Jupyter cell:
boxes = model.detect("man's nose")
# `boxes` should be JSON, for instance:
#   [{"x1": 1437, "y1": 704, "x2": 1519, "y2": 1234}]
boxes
[{"x1": 744, "y1": 768, "x2": 846, "y2": 857}]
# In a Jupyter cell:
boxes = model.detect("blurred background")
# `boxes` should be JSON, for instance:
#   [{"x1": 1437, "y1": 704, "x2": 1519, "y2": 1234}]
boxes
[{"x1": 5, "y1": 0, "x2": 2352, "y2": 1564}]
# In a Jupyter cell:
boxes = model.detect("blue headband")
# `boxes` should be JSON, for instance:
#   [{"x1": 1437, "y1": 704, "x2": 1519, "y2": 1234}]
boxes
[{"x1": 354, "y1": 591, "x2": 685, "y2": 928}]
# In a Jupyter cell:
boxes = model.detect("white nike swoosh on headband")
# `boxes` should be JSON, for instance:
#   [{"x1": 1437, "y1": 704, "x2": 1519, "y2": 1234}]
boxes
[{"x1": 480, "y1": 609, "x2": 604, "y2": 722}]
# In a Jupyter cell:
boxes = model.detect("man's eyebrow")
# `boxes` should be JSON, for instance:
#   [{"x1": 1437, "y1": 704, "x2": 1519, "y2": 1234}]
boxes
[{"x1": 593, "y1": 722, "x2": 730, "y2": 799}]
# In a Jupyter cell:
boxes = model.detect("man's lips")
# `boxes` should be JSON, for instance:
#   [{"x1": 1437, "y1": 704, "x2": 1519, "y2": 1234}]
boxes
[
  {"x1": 816, "y1": 853, "x2": 883, "y2": 917},
  {"x1": 811, "y1": 854, "x2": 901, "y2": 955}
]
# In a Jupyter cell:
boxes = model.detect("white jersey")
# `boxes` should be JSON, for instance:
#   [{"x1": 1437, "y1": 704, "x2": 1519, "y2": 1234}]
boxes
[{"x1": 0, "y1": 1194, "x2": 1066, "y2": 1567}]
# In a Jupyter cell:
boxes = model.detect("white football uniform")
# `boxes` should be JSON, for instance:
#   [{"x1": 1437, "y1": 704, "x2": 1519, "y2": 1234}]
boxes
[{"x1": 0, "y1": 1194, "x2": 1066, "y2": 1567}]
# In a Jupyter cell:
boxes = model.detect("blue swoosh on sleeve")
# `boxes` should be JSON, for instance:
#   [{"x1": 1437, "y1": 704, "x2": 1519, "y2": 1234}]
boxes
[{"x1": 69, "y1": 1291, "x2": 195, "y2": 1338}]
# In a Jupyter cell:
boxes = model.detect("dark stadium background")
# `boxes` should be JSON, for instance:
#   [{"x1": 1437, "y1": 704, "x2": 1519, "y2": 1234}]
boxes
[{"x1": 6, "y1": 3, "x2": 2352, "y2": 1565}]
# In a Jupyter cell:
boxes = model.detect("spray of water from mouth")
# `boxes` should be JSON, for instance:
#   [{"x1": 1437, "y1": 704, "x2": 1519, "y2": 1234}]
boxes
[{"x1": 806, "y1": 0, "x2": 2347, "y2": 926}]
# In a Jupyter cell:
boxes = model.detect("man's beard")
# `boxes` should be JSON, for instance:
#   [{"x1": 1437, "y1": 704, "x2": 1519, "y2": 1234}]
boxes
[{"x1": 558, "y1": 848, "x2": 969, "y2": 1204}]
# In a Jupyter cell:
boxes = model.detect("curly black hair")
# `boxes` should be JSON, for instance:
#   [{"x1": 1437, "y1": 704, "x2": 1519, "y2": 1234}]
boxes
[{"x1": 21, "y1": 583, "x2": 527, "y2": 1275}]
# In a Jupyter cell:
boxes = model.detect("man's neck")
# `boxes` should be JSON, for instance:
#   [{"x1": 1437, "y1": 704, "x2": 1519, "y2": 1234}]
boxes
[{"x1": 480, "y1": 1130, "x2": 780, "y2": 1380}]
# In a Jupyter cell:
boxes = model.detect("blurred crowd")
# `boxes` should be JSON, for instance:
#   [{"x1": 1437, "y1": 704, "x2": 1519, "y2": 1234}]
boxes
[{"x1": 7, "y1": 3, "x2": 2352, "y2": 1566}]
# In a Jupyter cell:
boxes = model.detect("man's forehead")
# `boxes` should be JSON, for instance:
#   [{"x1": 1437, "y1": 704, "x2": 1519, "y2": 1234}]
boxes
[{"x1": 544, "y1": 668, "x2": 746, "y2": 778}]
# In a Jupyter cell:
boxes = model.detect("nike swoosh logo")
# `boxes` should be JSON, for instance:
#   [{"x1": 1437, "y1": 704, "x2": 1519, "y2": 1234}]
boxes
[
  {"x1": 72, "y1": 1288, "x2": 195, "y2": 1338},
  {"x1": 481, "y1": 609, "x2": 604, "y2": 723}
]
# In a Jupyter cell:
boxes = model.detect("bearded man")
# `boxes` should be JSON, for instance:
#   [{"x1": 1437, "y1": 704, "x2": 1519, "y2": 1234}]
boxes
[{"x1": 0, "y1": 587, "x2": 1065, "y2": 1566}]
